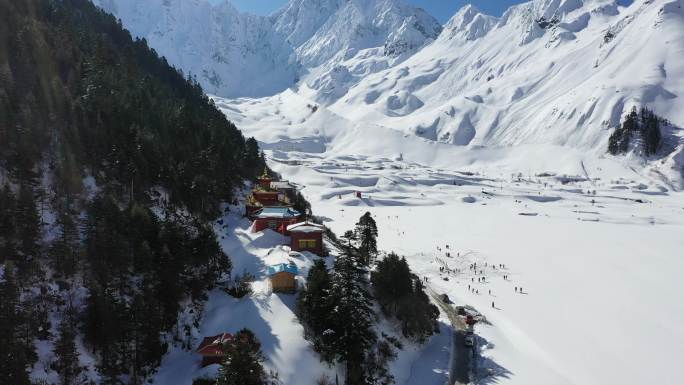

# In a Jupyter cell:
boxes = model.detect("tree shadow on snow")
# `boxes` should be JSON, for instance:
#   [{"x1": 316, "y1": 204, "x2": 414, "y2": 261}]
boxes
[{"x1": 473, "y1": 335, "x2": 513, "y2": 385}]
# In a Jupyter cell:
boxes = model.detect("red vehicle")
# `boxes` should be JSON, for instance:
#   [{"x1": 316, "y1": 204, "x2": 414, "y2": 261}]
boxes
[{"x1": 465, "y1": 314, "x2": 476, "y2": 326}]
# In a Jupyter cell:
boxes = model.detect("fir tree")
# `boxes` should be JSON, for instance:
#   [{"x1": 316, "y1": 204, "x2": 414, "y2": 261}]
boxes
[
  {"x1": 297, "y1": 259, "x2": 333, "y2": 354},
  {"x1": 327, "y1": 254, "x2": 377, "y2": 385},
  {"x1": 372, "y1": 253, "x2": 438, "y2": 342},
  {"x1": 341, "y1": 230, "x2": 357, "y2": 249},
  {"x1": 53, "y1": 310, "x2": 82, "y2": 385},
  {"x1": 0, "y1": 266, "x2": 33, "y2": 385},
  {"x1": 608, "y1": 106, "x2": 663, "y2": 156},
  {"x1": 216, "y1": 329, "x2": 269, "y2": 385},
  {"x1": 50, "y1": 207, "x2": 81, "y2": 278},
  {"x1": 0, "y1": 184, "x2": 17, "y2": 262},
  {"x1": 354, "y1": 212, "x2": 378, "y2": 266},
  {"x1": 15, "y1": 183, "x2": 42, "y2": 263}
]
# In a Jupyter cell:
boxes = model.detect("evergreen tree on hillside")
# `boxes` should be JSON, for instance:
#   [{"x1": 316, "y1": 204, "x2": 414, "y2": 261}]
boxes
[
  {"x1": 297, "y1": 259, "x2": 333, "y2": 357},
  {"x1": 342, "y1": 230, "x2": 357, "y2": 249},
  {"x1": 0, "y1": 185, "x2": 17, "y2": 261},
  {"x1": 608, "y1": 106, "x2": 664, "y2": 156},
  {"x1": 53, "y1": 310, "x2": 83, "y2": 385},
  {"x1": 371, "y1": 253, "x2": 412, "y2": 314},
  {"x1": 216, "y1": 329, "x2": 270, "y2": 385},
  {"x1": 15, "y1": 183, "x2": 41, "y2": 262},
  {"x1": 327, "y1": 254, "x2": 377, "y2": 385},
  {"x1": 50, "y1": 207, "x2": 81, "y2": 278},
  {"x1": 371, "y1": 253, "x2": 438, "y2": 342},
  {"x1": 354, "y1": 212, "x2": 378, "y2": 266},
  {"x1": 641, "y1": 107, "x2": 662, "y2": 155},
  {"x1": 0, "y1": 266, "x2": 34, "y2": 385}
]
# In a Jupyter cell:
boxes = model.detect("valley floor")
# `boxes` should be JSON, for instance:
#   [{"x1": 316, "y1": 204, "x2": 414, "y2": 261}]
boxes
[
  {"x1": 205, "y1": 91, "x2": 684, "y2": 385},
  {"x1": 266, "y1": 151, "x2": 684, "y2": 385}
]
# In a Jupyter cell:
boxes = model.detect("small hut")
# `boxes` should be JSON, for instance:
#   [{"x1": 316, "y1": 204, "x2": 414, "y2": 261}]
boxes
[
  {"x1": 267, "y1": 263, "x2": 298, "y2": 293},
  {"x1": 196, "y1": 332, "x2": 234, "y2": 367},
  {"x1": 287, "y1": 221, "x2": 325, "y2": 255}
]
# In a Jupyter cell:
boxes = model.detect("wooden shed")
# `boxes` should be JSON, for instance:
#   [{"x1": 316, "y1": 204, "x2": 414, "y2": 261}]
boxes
[
  {"x1": 267, "y1": 263, "x2": 298, "y2": 293},
  {"x1": 287, "y1": 221, "x2": 325, "y2": 255}
]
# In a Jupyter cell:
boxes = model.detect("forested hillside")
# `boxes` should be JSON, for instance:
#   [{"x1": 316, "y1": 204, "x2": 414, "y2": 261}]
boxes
[{"x1": 0, "y1": 0, "x2": 265, "y2": 383}]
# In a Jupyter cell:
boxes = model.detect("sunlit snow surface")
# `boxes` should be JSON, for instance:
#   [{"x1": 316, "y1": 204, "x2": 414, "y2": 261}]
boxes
[{"x1": 211, "y1": 89, "x2": 684, "y2": 385}]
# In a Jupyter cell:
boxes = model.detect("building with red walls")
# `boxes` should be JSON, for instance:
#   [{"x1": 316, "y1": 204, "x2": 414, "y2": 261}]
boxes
[
  {"x1": 252, "y1": 207, "x2": 301, "y2": 233},
  {"x1": 287, "y1": 221, "x2": 325, "y2": 255}
]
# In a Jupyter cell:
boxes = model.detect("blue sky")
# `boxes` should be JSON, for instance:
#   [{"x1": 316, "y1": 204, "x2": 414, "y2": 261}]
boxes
[{"x1": 211, "y1": 1, "x2": 528, "y2": 23}]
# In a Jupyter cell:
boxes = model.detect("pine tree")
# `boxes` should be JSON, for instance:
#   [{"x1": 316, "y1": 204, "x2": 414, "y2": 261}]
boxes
[
  {"x1": 298, "y1": 259, "x2": 333, "y2": 350},
  {"x1": 371, "y1": 253, "x2": 412, "y2": 314},
  {"x1": 608, "y1": 106, "x2": 662, "y2": 156},
  {"x1": 354, "y1": 212, "x2": 378, "y2": 266},
  {"x1": 341, "y1": 230, "x2": 357, "y2": 249},
  {"x1": 0, "y1": 266, "x2": 33, "y2": 385},
  {"x1": 372, "y1": 253, "x2": 438, "y2": 342},
  {"x1": 53, "y1": 311, "x2": 82, "y2": 385},
  {"x1": 0, "y1": 184, "x2": 17, "y2": 262},
  {"x1": 216, "y1": 329, "x2": 269, "y2": 385},
  {"x1": 327, "y1": 254, "x2": 377, "y2": 385},
  {"x1": 50, "y1": 207, "x2": 81, "y2": 278},
  {"x1": 15, "y1": 183, "x2": 42, "y2": 263}
]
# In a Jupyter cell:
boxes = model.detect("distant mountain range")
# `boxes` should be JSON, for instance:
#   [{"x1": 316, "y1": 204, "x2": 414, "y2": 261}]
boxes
[{"x1": 94, "y1": 0, "x2": 684, "y2": 163}]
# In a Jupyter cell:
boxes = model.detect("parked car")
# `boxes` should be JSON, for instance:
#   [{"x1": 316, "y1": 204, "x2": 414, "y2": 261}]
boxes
[{"x1": 464, "y1": 335, "x2": 475, "y2": 347}]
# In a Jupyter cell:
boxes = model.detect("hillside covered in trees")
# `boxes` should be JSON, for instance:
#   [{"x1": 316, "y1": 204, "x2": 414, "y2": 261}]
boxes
[
  {"x1": 0, "y1": 0, "x2": 265, "y2": 383},
  {"x1": 608, "y1": 107, "x2": 667, "y2": 157}
]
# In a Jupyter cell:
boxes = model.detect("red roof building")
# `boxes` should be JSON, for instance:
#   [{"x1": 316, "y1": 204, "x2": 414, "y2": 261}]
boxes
[
  {"x1": 252, "y1": 190, "x2": 279, "y2": 206},
  {"x1": 252, "y1": 207, "x2": 302, "y2": 234},
  {"x1": 287, "y1": 221, "x2": 325, "y2": 255},
  {"x1": 196, "y1": 333, "x2": 234, "y2": 367}
]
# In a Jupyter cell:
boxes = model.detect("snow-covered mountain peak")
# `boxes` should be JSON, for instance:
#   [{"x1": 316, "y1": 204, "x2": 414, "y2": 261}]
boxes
[
  {"x1": 442, "y1": 3, "x2": 499, "y2": 41},
  {"x1": 291, "y1": 0, "x2": 442, "y2": 67}
]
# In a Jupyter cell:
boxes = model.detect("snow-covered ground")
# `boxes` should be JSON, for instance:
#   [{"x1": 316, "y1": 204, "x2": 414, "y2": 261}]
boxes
[
  {"x1": 150, "y1": 203, "x2": 452, "y2": 385},
  {"x1": 211, "y1": 89, "x2": 684, "y2": 385},
  {"x1": 266, "y1": 151, "x2": 684, "y2": 385},
  {"x1": 93, "y1": 0, "x2": 684, "y2": 383}
]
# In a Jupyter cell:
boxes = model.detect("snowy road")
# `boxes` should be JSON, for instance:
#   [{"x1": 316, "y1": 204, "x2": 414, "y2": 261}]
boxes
[{"x1": 430, "y1": 290, "x2": 471, "y2": 385}]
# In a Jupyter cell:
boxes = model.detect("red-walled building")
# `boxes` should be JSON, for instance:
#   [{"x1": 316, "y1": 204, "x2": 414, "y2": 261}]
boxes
[
  {"x1": 252, "y1": 190, "x2": 279, "y2": 205},
  {"x1": 196, "y1": 333, "x2": 234, "y2": 367},
  {"x1": 287, "y1": 221, "x2": 325, "y2": 255},
  {"x1": 257, "y1": 172, "x2": 273, "y2": 189},
  {"x1": 252, "y1": 207, "x2": 301, "y2": 234}
]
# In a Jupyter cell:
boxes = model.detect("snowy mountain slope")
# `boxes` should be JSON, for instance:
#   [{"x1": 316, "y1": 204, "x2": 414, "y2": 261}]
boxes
[
  {"x1": 281, "y1": 0, "x2": 442, "y2": 67},
  {"x1": 93, "y1": 0, "x2": 299, "y2": 97},
  {"x1": 94, "y1": 0, "x2": 683, "y2": 160},
  {"x1": 93, "y1": 0, "x2": 441, "y2": 98},
  {"x1": 325, "y1": 0, "x2": 684, "y2": 154}
]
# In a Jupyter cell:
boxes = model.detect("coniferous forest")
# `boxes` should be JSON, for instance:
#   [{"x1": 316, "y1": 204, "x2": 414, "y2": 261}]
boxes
[
  {"x1": 0, "y1": 0, "x2": 264, "y2": 383},
  {"x1": 608, "y1": 107, "x2": 665, "y2": 156}
]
